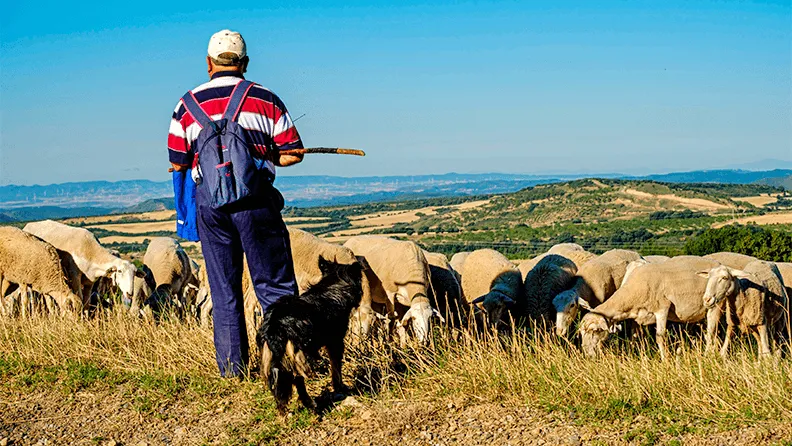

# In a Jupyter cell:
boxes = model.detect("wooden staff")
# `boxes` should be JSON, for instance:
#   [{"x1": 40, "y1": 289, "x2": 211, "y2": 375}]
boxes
[
  {"x1": 168, "y1": 147, "x2": 365, "y2": 172},
  {"x1": 280, "y1": 147, "x2": 366, "y2": 157}
]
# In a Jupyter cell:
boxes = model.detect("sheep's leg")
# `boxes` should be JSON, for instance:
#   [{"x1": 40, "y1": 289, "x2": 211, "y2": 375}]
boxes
[
  {"x1": 654, "y1": 309, "x2": 669, "y2": 360},
  {"x1": 755, "y1": 324, "x2": 771, "y2": 357},
  {"x1": 705, "y1": 306, "x2": 722, "y2": 354}
]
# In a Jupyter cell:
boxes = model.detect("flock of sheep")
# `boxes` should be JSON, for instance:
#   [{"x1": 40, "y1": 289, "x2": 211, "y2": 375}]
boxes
[{"x1": 1, "y1": 220, "x2": 791, "y2": 359}]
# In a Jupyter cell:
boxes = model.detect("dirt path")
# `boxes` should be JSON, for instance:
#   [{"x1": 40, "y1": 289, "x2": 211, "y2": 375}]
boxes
[{"x1": 3, "y1": 386, "x2": 788, "y2": 446}]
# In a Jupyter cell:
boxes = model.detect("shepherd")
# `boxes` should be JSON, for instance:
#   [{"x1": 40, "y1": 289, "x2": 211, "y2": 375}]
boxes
[{"x1": 166, "y1": 29, "x2": 303, "y2": 377}]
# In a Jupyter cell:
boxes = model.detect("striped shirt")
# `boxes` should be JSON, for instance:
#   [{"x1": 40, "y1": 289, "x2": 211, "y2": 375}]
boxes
[{"x1": 167, "y1": 72, "x2": 303, "y2": 177}]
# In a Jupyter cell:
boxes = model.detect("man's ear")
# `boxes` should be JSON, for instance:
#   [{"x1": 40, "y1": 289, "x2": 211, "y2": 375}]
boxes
[
  {"x1": 240, "y1": 56, "x2": 249, "y2": 73},
  {"x1": 206, "y1": 56, "x2": 214, "y2": 74}
]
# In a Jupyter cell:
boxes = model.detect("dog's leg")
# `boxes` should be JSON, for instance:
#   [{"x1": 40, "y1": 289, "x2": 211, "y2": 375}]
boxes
[
  {"x1": 272, "y1": 368, "x2": 294, "y2": 416},
  {"x1": 294, "y1": 375, "x2": 316, "y2": 411},
  {"x1": 327, "y1": 339, "x2": 348, "y2": 395}
]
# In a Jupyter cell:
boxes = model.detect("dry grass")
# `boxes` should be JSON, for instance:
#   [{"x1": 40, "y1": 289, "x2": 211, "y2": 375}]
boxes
[
  {"x1": 2, "y1": 309, "x2": 791, "y2": 443},
  {"x1": 714, "y1": 211, "x2": 792, "y2": 228}
]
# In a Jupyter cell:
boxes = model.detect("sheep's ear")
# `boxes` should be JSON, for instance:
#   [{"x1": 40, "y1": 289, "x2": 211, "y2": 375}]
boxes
[
  {"x1": 696, "y1": 270, "x2": 711, "y2": 278},
  {"x1": 432, "y1": 308, "x2": 446, "y2": 323},
  {"x1": 134, "y1": 268, "x2": 147, "y2": 278},
  {"x1": 577, "y1": 297, "x2": 593, "y2": 311},
  {"x1": 471, "y1": 296, "x2": 486, "y2": 305},
  {"x1": 400, "y1": 309, "x2": 413, "y2": 326},
  {"x1": 728, "y1": 268, "x2": 752, "y2": 280}
]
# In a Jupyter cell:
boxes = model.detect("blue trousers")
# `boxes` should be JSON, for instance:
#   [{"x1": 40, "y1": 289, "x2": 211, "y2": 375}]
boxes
[{"x1": 197, "y1": 190, "x2": 298, "y2": 377}]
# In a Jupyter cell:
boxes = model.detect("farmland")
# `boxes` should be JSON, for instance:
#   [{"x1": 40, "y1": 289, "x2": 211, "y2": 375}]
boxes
[{"x1": 2, "y1": 178, "x2": 792, "y2": 445}]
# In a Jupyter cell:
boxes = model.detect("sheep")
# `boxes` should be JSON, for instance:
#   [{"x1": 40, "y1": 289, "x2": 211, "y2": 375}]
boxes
[
  {"x1": 704, "y1": 252, "x2": 756, "y2": 270},
  {"x1": 449, "y1": 252, "x2": 471, "y2": 276},
  {"x1": 699, "y1": 260, "x2": 790, "y2": 356},
  {"x1": 461, "y1": 249, "x2": 523, "y2": 328},
  {"x1": 142, "y1": 237, "x2": 196, "y2": 317},
  {"x1": 130, "y1": 264, "x2": 156, "y2": 316},
  {"x1": 775, "y1": 262, "x2": 792, "y2": 296},
  {"x1": 289, "y1": 228, "x2": 359, "y2": 293},
  {"x1": 579, "y1": 256, "x2": 721, "y2": 358},
  {"x1": 23, "y1": 220, "x2": 137, "y2": 304},
  {"x1": 343, "y1": 236, "x2": 438, "y2": 344},
  {"x1": 423, "y1": 250, "x2": 464, "y2": 327},
  {"x1": 0, "y1": 226, "x2": 82, "y2": 314},
  {"x1": 523, "y1": 254, "x2": 578, "y2": 333},
  {"x1": 620, "y1": 256, "x2": 669, "y2": 288},
  {"x1": 552, "y1": 249, "x2": 643, "y2": 338},
  {"x1": 518, "y1": 246, "x2": 596, "y2": 280}
]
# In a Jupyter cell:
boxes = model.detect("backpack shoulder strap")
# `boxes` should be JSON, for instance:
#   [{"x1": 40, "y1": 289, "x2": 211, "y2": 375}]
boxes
[
  {"x1": 223, "y1": 80, "x2": 255, "y2": 122},
  {"x1": 181, "y1": 91, "x2": 212, "y2": 128}
]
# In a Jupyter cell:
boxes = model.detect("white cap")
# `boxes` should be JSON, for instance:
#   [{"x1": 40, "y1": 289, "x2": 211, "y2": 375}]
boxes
[{"x1": 208, "y1": 30, "x2": 247, "y2": 64}]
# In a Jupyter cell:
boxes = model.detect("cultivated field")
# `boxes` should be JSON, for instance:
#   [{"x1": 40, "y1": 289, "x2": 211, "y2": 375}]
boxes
[{"x1": 2, "y1": 179, "x2": 792, "y2": 445}]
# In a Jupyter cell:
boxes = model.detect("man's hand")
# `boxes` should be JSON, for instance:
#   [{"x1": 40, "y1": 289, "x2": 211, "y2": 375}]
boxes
[
  {"x1": 171, "y1": 163, "x2": 189, "y2": 172},
  {"x1": 276, "y1": 153, "x2": 304, "y2": 167}
]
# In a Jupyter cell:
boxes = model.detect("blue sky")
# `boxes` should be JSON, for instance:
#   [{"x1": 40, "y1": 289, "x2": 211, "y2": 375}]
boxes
[{"x1": 1, "y1": 0, "x2": 790, "y2": 186}]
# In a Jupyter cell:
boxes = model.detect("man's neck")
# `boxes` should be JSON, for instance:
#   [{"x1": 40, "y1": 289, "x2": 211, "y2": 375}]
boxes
[{"x1": 210, "y1": 70, "x2": 244, "y2": 80}]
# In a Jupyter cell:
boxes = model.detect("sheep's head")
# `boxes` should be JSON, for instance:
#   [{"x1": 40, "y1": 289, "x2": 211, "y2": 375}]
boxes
[
  {"x1": 579, "y1": 312, "x2": 610, "y2": 357},
  {"x1": 471, "y1": 291, "x2": 515, "y2": 329},
  {"x1": 401, "y1": 297, "x2": 444, "y2": 344},
  {"x1": 552, "y1": 289, "x2": 593, "y2": 337},
  {"x1": 697, "y1": 266, "x2": 750, "y2": 309},
  {"x1": 109, "y1": 260, "x2": 137, "y2": 301}
]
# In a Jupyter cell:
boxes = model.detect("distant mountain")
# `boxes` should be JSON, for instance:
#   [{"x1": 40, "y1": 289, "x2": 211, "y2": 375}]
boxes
[
  {"x1": 113, "y1": 197, "x2": 175, "y2": 214},
  {"x1": 631, "y1": 169, "x2": 792, "y2": 185},
  {"x1": 756, "y1": 175, "x2": 792, "y2": 190},
  {"x1": 0, "y1": 205, "x2": 115, "y2": 223},
  {"x1": 2, "y1": 167, "x2": 791, "y2": 222}
]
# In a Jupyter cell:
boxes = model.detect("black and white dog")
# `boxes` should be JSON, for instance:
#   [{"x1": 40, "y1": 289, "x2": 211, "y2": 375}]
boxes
[{"x1": 256, "y1": 257, "x2": 364, "y2": 414}]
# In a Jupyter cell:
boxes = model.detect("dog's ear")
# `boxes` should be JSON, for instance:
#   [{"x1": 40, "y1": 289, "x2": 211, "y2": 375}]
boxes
[
  {"x1": 355, "y1": 256, "x2": 371, "y2": 271},
  {"x1": 318, "y1": 256, "x2": 334, "y2": 276}
]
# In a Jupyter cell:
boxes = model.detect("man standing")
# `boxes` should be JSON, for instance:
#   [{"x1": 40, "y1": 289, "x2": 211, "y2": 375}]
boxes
[{"x1": 167, "y1": 30, "x2": 304, "y2": 377}]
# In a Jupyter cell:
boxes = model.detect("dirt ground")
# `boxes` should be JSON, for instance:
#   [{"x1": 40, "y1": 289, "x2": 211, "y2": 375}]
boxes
[
  {"x1": 731, "y1": 194, "x2": 779, "y2": 207},
  {"x1": 2, "y1": 387, "x2": 790, "y2": 446},
  {"x1": 714, "y1": 211, "x2": 792, "y2": 228},
  {"x1": 621, "y1": 189, "x2": 733, "y2": 211}
]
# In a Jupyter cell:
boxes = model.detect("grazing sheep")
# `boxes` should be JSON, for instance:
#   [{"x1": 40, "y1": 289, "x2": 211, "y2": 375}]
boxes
[
  {"x1": 620, "y1": 255, "x2": 669, "y2": 287},
  {"x1": 552, "y1": 249, "x2": 643, "y2": 338},
  {"x1": 519, "y1": 244, "x2": 595, "y2": 280},
  {"x1": 449, "y1": 252, "x2": 471, "y2": 277},
  {"x1": 704, "y1": 252, "x2": 756, "y2": 270},
  {"x1": 130, "y1": 264, "x2": 156, "y2": 316},
  {"x1": 423, "y1": 250, "x2": 464, "y2": 327},
  {"x1": 548, "y1": 243, "x2": 586, "y2": 253},
  {"x1": 142, "y1": 237, "x2": 194, "y2": 317},
  {"x1": 579, "y1": 256, "x2": 720, "y2": 358},
  {"x1": 23, "y1": 220, "x2": 138, "y2": 303},
  {"x1": 461, "y1": 249, "x2": 523, "y2": 328},
  {"x1": 0, "y1": 226, "x2": 82, "y2": 314},
  {"x1": 289, "y1": 228, "x2": 359, "y2": 293},
  {"x1": 699, "y1": 260, "x2": 790, "y2": 356},
  {"x1": 523, "y1": 254, "x2": 578, "y2": 333},
  {"x1": 344, "y1": 236, "x2": 438, "y2": 344},
  {"x1": 775, "y1": 262, "x2": 792, "y2": 296}
]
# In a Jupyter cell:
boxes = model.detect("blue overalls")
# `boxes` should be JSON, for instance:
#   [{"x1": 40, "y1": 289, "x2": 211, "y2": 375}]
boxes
[{"x1": 176, "y1": 84, "x2": 298, "y2": 377}]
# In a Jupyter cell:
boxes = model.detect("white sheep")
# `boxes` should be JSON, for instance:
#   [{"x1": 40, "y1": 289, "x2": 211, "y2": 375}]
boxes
[
  {"x1": 704, "y1": 252, "x2": 756, "y2": 270},
  {"x1": 142, "y1": 237, "x2": 194, "y2": 315},
  {"x1": 552, "y1": 249, "x2": 643, "y2": 338},
  {"x1": 775, "y1": 262, "x2": 792, "y2": 296},
  {"x1": 289, "y1": 228, "x2": 359, "y2": 293},
  {"x1": 344, "y1": 236, "x2": 438, "y2": 344},
  {"x1": 579, "y1": 256, "x2": 720, "y2": 358},
  {"x1": 620, "y1": 255, "x2": 669, "y2": 287},
  {"x1": 0, "y1": 226, "x2": 82, "y2": 314},
  {"x1": 461, "y1": 249, "x2": 523, "y2": 328},
  {"x1": 699, "y1": 260, "x2": 789, "y2": 357},
  {"x1": 449, "y1": 252, "x2": 471, "y2": 277},
  {"x1": 23, "y1": 220, "x2": 137, "y2": 303}
]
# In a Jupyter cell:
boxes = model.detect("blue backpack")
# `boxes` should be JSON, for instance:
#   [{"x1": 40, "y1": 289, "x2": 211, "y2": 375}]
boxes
[{"x1": 181, "y1": 80, "x2": 266, "y2": 209}]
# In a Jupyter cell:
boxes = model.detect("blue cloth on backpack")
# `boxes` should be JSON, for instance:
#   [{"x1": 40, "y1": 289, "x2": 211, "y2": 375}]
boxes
[{"x1": 173, "y1": 169, "x2": 199, "y2": 241}]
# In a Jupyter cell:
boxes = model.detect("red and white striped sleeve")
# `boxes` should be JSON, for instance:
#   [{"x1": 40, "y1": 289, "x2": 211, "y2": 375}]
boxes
[{"x1": 167, "y1": 100, "x2": 193, "y2": 166}]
